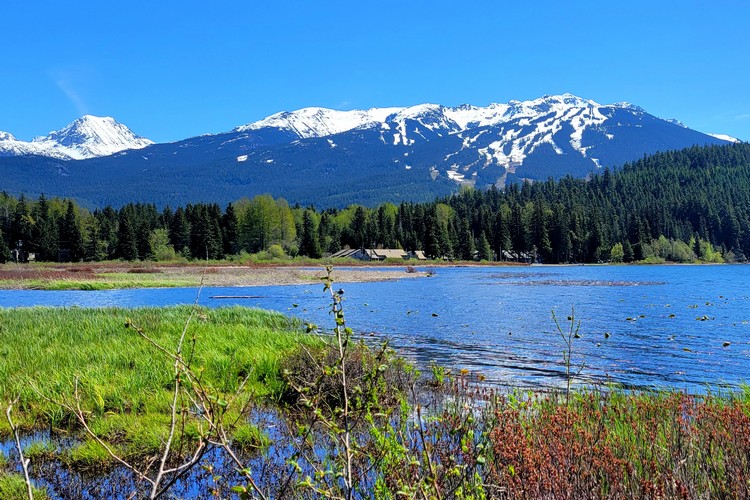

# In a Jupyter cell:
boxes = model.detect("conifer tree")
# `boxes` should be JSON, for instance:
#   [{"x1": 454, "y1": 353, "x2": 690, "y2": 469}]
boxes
[
  {"x1": 477, "y1": 232, "x2": 492, "y2": 261},
  {"x1": 0, "y1": 227, "x2": 9, "y2": 263},
  {"x1": 59, "y1": 200, "x2": 84, "y2": 261},
  {"x1": 299, "y1": 209, "x2": 322, "y2": 258},
  {"x1": 221, "y1": 203, "x2": 239, "y2": 255},
  {"x1": 116, "y1": 209, "x2": 139, "y2": 260}
]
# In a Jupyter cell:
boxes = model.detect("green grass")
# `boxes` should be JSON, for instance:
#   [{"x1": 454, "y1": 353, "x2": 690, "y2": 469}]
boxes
[
  {"x1": 231, "y1": 422, "x2": 271, "y2": 452},
  {"x1": 0, "y1": 306, "x2": 324, "y2": 461},
  {"x1": 0, "y1": 472, "x2": 47, "y2": 499},
  {"x1": 65, "y1": 440, "x2": 117, "y2": 470},
  {"x1": 22, "y1": 440, "x2": 56, "y2": 461},
  {"x1": 21, "y1": 274, "x2": 198, "y2": 290}
]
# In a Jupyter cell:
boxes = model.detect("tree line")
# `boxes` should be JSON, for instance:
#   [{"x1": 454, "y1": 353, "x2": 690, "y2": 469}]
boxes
[{"x1": 0, "y1": 142, "x2": 748, "y2": 264}]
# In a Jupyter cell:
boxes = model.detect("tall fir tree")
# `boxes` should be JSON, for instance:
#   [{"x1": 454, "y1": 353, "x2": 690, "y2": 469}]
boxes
[{"x1": 299, "y1": 209, "x2": 322, "y2": 258}]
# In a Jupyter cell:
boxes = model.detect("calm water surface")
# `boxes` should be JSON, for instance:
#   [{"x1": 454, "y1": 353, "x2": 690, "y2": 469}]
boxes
[{"x1": 2, "y1": 264, "x2": 749, "y2": 391}]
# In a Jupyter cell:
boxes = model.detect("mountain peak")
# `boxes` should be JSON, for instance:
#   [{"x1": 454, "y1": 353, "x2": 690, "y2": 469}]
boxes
[
  {"x1": 39, "y1": 115, "x2": 152, "y2": 158},
  {"x1": 612, "y1": 102, "x2": 646, "y2": 113}
]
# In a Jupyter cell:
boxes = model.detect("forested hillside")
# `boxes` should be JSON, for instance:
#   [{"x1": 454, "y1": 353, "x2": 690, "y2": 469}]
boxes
[{"x1": 0, "y1": 142, "x2": 748, "y2": 264}]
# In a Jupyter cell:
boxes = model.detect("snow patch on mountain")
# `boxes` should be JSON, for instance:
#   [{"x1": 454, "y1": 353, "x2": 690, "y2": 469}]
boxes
[
  {"x1": 667, "y1": 118, "x2": 688, "y2": 128},
  {"x1": 708, "y1": 133, "x2": 740, "y2": 143},
  {"x1": 235, "y1": 94, "x2": 650, "y2": 168},
  {"x1": 236, "y1": 107, "x2": 400, "y2": 138}
]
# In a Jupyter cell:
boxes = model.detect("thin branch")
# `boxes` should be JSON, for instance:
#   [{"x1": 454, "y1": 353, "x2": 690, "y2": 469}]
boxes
[
  {"x1": 6, "y1": 397, "x2": 34, "y2": 500},
  {"x1": 153, "y1": 440, "x2": 209, "y2": 498},
  {"x1": 416, "y1": 403, "x2": 443, "y2": 500},
  {"x1": 42, "y1": 380, "x2": 155, "y2": 488},
  {"x1": 151, "y1": 283, "x2": 202, "y2": 498},
  {"x1": 150, "y1": 364, "x2": 183, "y2": 498}
]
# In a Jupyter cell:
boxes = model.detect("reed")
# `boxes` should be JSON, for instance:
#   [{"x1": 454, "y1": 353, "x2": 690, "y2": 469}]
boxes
[{"x1": 0, "y1": 306, "x2": 323, "y2": 461}]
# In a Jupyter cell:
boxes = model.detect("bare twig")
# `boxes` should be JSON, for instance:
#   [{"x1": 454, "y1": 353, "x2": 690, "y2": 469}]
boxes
[
  {"x1": 30, "y1": 380, "x2": 156, "y2": 489},
  {"x1": 552, "y1": 306, "x2": 582, "y2": 406},
  {"x1": 416, "y1": 402, "x2": 443, "y2": 500},
  {"x1": 150, "y1": 282, "x2": 203, "y2": 498},
  {"x1": 6, "y1": 397, "x2": 34, "y2": 500}
]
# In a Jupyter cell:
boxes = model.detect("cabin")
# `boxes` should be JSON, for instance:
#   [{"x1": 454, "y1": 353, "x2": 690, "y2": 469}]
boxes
[
  {"x1": 330, "y1": 248, "x2": 426, "y2": 261},
  {"x1": 408, "y1": 250, "x2": 428, "y2": 261},
  {"x1": 369, "y1": 249, "x2": 409, "y2": 261},
  {"x1": 329, "y1": 248, "x2": 368, "y2": 260},
  {"x1": 500, "y1": 250, "x2": 532, "y2": 263}
]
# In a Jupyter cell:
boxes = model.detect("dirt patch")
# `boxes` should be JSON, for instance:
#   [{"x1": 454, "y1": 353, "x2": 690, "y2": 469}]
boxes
[{"x1": 165, "y1": 266, "x2": 427, "y2": 287}]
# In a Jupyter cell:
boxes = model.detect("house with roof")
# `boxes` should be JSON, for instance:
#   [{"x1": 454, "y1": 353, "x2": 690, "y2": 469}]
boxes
[{"x1": 330, "y1": 247, "x2": 426, "y2": 261}]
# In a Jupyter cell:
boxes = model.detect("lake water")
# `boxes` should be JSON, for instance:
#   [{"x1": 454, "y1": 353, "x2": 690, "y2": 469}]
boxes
[{"x1": 2, "y1": 264, "x2": 749, "y2": 392}]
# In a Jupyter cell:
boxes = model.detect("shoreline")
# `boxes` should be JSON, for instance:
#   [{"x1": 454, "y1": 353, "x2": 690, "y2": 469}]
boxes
[
  {"x1": 0, "y1": 262, "x2": 436, "y2": 290},
  {"x1": 0, "y1": 259, "x2": 730, "y2": 290}
]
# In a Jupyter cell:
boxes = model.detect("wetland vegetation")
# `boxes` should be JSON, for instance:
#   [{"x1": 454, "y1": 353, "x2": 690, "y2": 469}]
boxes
[{"x1": 2, "y1": 280, "x2": 750, "y2": 498}]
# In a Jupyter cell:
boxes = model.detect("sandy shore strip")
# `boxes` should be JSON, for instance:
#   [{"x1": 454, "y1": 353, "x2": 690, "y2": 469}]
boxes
[
  {"x1": 164, "y1": 265, "x2": 428, "y2": 287},
  {"x1": 0, "y1": 263, "x2": 430, "y2": 289}
]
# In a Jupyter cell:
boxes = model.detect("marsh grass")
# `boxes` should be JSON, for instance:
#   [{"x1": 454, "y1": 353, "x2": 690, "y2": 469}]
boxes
[
  {"x1": 0, "y1": 306, "x2": 323, "y2": 465},
  {"x1": 0, "y1": 473, "x2": 47, "y2": 498},
  {"x1": 21, "y1": 274, "x2": 197, "y2": 290},
  {"x1": 485, "y1": 387, "x2": 750, "y2": 498}
]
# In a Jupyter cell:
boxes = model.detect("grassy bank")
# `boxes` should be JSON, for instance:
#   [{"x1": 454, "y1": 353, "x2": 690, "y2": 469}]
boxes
[{"x1": 0, "y1": 307, "x2": 322, "y2": 453}]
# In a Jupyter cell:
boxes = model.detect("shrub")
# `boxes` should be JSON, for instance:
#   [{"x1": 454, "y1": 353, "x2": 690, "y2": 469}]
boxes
[{"x1": 267, "y1": 244, "x2": 286, "y2": 260}]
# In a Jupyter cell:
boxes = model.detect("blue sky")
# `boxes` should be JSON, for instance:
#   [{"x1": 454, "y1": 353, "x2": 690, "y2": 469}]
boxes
[{"x1": 2, "y1": 1, "x2": 749, "y2": 143}]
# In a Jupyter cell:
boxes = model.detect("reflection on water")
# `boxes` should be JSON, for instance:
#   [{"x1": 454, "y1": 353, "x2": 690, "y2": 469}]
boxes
[{"x1": 2, "y1": 265, "x2": 750, "y2": 391}]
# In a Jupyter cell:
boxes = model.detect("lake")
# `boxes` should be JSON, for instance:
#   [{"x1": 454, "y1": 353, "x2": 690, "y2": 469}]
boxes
[{"x1": 1, "y1": 264, "x2": 749, "y2": 392}]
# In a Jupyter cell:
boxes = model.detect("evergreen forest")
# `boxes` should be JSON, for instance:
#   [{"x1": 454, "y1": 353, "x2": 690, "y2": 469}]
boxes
[{"x1": 1, "y1": 142, "x2": 748, "y2": 264}]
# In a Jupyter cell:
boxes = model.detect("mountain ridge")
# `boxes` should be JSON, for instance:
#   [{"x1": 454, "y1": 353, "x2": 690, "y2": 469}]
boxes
[{"x1": 0, "y1": 94, "x2": 737, "y2": 208}]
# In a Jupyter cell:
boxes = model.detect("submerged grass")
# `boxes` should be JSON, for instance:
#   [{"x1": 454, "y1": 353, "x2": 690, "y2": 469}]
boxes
[
  {"x1": 0, "y1": 472, "x2": 48, "y2": 498},
  {"x1": 0, "y1": 306, "x2": 324, "y2": 461}
]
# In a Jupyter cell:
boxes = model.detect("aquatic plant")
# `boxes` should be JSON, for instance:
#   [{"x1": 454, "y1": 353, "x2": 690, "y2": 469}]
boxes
[{"x1": 551, "y1": 306, "x2": 584, "y2": 405}]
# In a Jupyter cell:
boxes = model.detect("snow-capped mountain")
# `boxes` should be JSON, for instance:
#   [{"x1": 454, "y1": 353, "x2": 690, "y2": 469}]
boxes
[
  {"x1": 0, "y1": 94, "x2": 736, "y2": 208},
  {"x1": 229, "y1": 93, "x2": 733, "y2": 185},
  {"x1": 0, "y1": 116, "x2": 152, "y2": 160}
]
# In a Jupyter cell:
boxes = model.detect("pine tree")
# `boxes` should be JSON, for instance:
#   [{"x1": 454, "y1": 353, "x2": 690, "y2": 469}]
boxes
[
  {"x1": 170, "y1": 207, "x2": 191, "y2": 257},
  {"x1": 59, "y1": 200, "x2": 84, "y2": 261},
  {"x1": 0, "y1": 227, "x2": 9, "y2": 263},
  {"x1": 221, "y1": 203, "x2": 239, "y2": 255},
  {"x1": 530, "y1": 198, "x2": 552, "y2": 262},
  {"x1": 477, "y1": 232, "x2": 492, "y2": 261},
  {"x1": 117, "y1": 209, "x2": 139, "y2": 260},
  {"x1": 299, "y1": 210, "x2": 322, "y2": 258},
  {"x1": 350, "y1": 206, "x2": 368, "y2": 250},
  {"x1": 35, "y1": 194, "x2": 58, "y2": 261}
]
